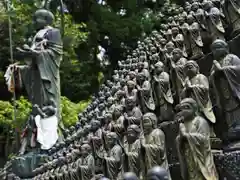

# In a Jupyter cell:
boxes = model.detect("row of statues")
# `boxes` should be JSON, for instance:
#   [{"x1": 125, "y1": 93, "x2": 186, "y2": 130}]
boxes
[{"x1": 2, "y1": 0, "x2": 240, "y2": 179}]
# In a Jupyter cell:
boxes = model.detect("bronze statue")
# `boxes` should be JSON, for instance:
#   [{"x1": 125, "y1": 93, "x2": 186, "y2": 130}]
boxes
[
  {"x1": 210, "y1": 39, "x2": 240, "y2": 149},
  {"x1": 175, "y1": 98, "x2": 219, "y2": 180},
  {"x1": 140, "y1": 113, "x2": 171, "y2": 179},
  {"x1": 152, "y1": 62, "x2": 174, "y2": 123}
]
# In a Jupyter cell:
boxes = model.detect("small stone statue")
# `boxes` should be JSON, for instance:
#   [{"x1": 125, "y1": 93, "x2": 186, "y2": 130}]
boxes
[
  {"x1": 171, "y1": 27, "x2": 188, "y2": 58},
  {"x1": 179, "y1": 15, "x2": 191, "y2": 55},
  {"x1": 77, "y1": 143, "x2": 95, "y2": 180},
  {"x1": 182, "y1": 60, "x2": 216, "y2": 124},
  {"x1": 125, "y1": 80, "x2": 138, "y2": 102},
  {"x1": 140, "y1": 113, "x2": 171, "y2": 179},
  {"x1": 210, "y1": 39, "x2": 240, "y2": 149},
  {"x1": 137, "y1": 62, "x2": 150, "y2": 80},
  {"x1": 111, "y1": 106, "x2": 125, "y2": 143},
  {"x1": 147, "y1": 166, "x2": 169, "y2": 180},
  {"x1": 175, "y1": 98, "x2": 219, "y2": 180},
  {"x1": 187, "y1": 14, "x2": 204, "y2": 59},
  {"x1": 152, "y1": 62, "x2": 174, "y2": 123},
  {"x1": 124, "y1": 96, "x2": 143, "y2": 127},
  {"x1": 170, "y1": 48, "x2": 187, "y2": 103},
  {"x1": 137, "y1": 72, "x2": 155, "y2": 113},
  {"x1": 164, "y1": 41, "x2": 175, "y2": 72},
  {"x1": 222, "y1": 0, "x2": 240, "y2": 37},
  {"x1": 123, "y1": 125, "x2": 142, "y2": 177},
  {"x1": 203, "y1": 0, "x2": 225, "y2": 41},
  {"x1": 101, "y1": 132, "x2": 122, "y2": 179}
]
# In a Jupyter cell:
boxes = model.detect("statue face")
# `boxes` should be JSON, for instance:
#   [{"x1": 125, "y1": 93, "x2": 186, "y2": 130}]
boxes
[
  {"x1": 172, "y1": 50, "x2": 182, "y2": 61},
  {"x1": 185, "y1": 63, "x2": 198, "y2": 77},
  {"x1": 176, "y1": 102, "x2": 194, "y2": 121},
  {"x1": 106, "y1": 135, "x2": 115, "y2": 146},
  {"x1": 81, "y1": 146, "x2": 89, "y2": 157},
  {"x1": 155, "y1": 65, "x2": 163, "y2": 74},
  {"x1": 212, "y1": 47, "x2": 227, "y2": 60},
  {"x1": 142, "y1": 118, "x2": 153, "y2": 134},
  {"x1": 127, "y1": 129, "x2": 137, "y2": 142}
]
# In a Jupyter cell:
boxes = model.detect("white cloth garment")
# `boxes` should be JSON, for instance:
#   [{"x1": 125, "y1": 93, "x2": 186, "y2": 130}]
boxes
[
  {"x1": 4, "y1": 66, "x2": 13, "y2": 90},
  {"x1": 35, "y1": 115, "x2": 58, "y2": 150}
]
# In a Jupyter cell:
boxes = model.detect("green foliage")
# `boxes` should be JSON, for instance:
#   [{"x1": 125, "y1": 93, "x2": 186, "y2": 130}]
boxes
[{"x1": 0, "y1": 96, "x2": 90, "y2": 135}]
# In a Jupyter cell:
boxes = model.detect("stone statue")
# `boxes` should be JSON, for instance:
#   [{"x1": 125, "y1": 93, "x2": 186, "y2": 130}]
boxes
[
  {"x1": 171, "y1": 27, "x2": 188, "y2": 58},
  {"x1": 152, "y1": 62, "x2": 174, "y2": 123},
  {"x1": 77, "y1": 143, "x2": 95, "y2": 180},
  {"x1": 182, "y1": 60, "x2": 216, "y2": 124},
  {"x1": 210, "y1": 39, "x2": 240, "y2": 149},
  {"x1": 140, "y1": 113, "x2": 171, "y2": 179},
  {"x1": 14, "y1": 9, "x2": 62, "y2": 118},
  {"x1": 125, "y1": 80, "x2": 138, "y2": 102},
  {"x1": 170, "y1": 48, "x2": 187, "y2": 103},
  {"x1": 124, "y1": 96, "x2": 143, "y2": 127},
  {"x1": 164, "y1": 41, "x2": 175, "y2": 72},
  {"x1": 175, "y1": 98, "x2": 219, "y2": 180},
  {"x1": 111, "y1": 106, "x2": 125, "y2": 143},
  {"x1": 203, "y1": 0, "x2": 225, "y2": 41},
  {"x1": 222, "y1": 0, "x2": 240, "y2": 37},
  {"x1": 101, "y1": 132, "x2": 122, "y2": 179},
  {"x1": 123, "y1": 125, "x2": 142, "y2": 177},
  {"x1": 187, "y1": 14, "x2": 204, "y2": 59},
  {"x1": 137, "y1": 62, "x2": 150, "y2": 80},
  {"x1": 179, "y1": 15, "x2": 191, "y2": 56},
  {"x1": 137, "y1": 72, "x2": 155, "y2": 113},
  {"x1": 147, "y1": 166, "x2": 169, "y2": 180}
]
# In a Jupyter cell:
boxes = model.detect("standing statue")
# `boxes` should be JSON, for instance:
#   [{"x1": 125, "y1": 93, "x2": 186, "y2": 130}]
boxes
[
  {"x1": 203, "y1": 0, "x2": 225, "y2": 41},
  {"x1": 171, "y1": 27, "x2": 188, "y2": 58},
  {"x1": 12, "y1": 9, "x2": 62, "y2": 118},
  {"x1": 123, "y1": 125, "x2": 142, "y2": 178},
  {"x1": 137, "y1": 72, "x2": 155, "y2": 113},
  {"x1": 152, "y1": 62, "x2": 174, "y2": 123},
  {"x1": 210, "y1": 39, "x2": 240, "y2": 149},
  {"x1": 101, "y1": 132, "x2": 122, "y2": 179},
  {"x1": 222, "y1": 0, "x2": 240, "y2": 37},
  {"x1": 140, "y1": 113, "x2": 171, "y2": 180},
  {"x1": 170, "y1": 48, "x2": 187, "y2": 104},
  {"x1": 182, "y1": 60, "x2": 216, "y2": 124},
  {"x1": 175, "y1": 98, "x2": 218, "y2": 180}
]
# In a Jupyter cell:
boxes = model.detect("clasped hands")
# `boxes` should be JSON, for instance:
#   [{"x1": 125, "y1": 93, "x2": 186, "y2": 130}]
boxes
[{"x1": 16, "y1": 44, "x2": 40, "y2": 56}]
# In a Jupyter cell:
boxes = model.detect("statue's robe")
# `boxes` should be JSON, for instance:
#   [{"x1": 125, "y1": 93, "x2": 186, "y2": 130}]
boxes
[
  {"x1": 77, "y1": 154, "x2": 95, "y2": 180},
  {"x1": 223, "y1": 0, "x2": 240, "y2": 36},
  {"x1": 189, "y1": 22, "x2": 203, "y2": 58},
  {"x1": 183, "y1": 74, "x2": 216, "y2": 124},
  {"x1": 125, "y1": 88, "x2": 138, "y2": 103},
  {"x1": 173, "y1": 33, "x2": 188, "y2": 58},
  {"x1": 195, "y1": 8, "x2": 209, "y2": 39},
  {"x1": 170, "y1": 57, "x2": 187, "y2": 103},
  {"x1": 18, "y1": 26, "x2": 62, "y2": 118},
  {"x1": 49, "y1": 168, "x2": 55, "y2": 180},
  {"x1": 103, "y1": 144, "x2": 122, "y2": 179},
  {"x1": 58, "y1": 164, "x2": 69, "y2": 180},
  {"x1": 180, "y1": 22, "x2": 191, "y2": 55},
  {"x1": 141, "y1": 128, "x2": 172, "y2": 180},
  {"x1": 54, "y1": 166, "x2": 61, "y2": 180},
  {"x1": 138, "y1": 80, "x2": 155, "y2": 113},
  {"x1": 210, "y1": 54, "x2": 240, "y2": 141},
  {"x1": 110, "y1": 116, "x2": 125, "y2": 143},
  {"x1": 176, "y1": 116, "x2": 219, "y2": 180},
  {"x1": 206, "y1": 7, "x2": 225, "y2": 41},
  {"x1": 125, "y1": 106, "x2": 143, "y2": 126},
  {"x1": 153, "y1": 72, "x2": 174, "y2": 122},
  {"x1": 123, "y1": 139, "x2": 141, "y2": 177},
  {"x1": 69, "y1": 161, "x2": 79, "y2": 180}
]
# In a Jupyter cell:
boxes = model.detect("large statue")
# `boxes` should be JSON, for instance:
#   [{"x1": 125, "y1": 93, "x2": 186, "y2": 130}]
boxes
[
  {"x1": 140, "y1": 113, "x2": 171, "y2": 180},
  {"x1": 210, "y1": 39, "x2": 240, "y2": 149},
  {"x1": 13, "y1": 9, "x2": 62, "y2": 118},
  {"x1": 175, "y1": 98, "x2": 218, "y2": 180}
]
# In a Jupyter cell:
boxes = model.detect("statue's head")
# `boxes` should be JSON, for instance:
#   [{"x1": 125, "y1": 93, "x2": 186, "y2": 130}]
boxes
[
  {"x1": 184, "y1": 60, "x2": 199, "y2": 78},
  {"x1": 171, "y1": 27, "x2": 179, "y2": 35},
  {"x1": 147, "y1": 166, "x2": 169, "y2": 180},
  {"x1": 165, "y1": 41, "x2": 174, "y2": 53},
  {"x1": 126, "y1": 96, "x2": 136, "y2": 109},
  {"x1": 123, "y1": 172, "x2": 139, "y2": 180},
  {"x1": 33, "y1": 9, "x2": 54, "y2": 30},
  {"x1": 127, "y1": 80, "x2": 136, "y2": 90},
  {"x1": 90, "y1": 120, "x2": 101, "y2": 132},
  {"x1": 154, "y1": 61, "x2": 164, "y2": 74},
  {"x1": 128, "y1": 71, "x2": 136, "y2": 80},
  {"x1": 175, "y1": 98, "x2": 198, "y2": 122},
  {"x1": 211, "y1": 39, "x2": 229, "y2": 60},
  {"x1": 187, "y1": 14, "x2": 194, "y2": 24},
  {"x1": 81, "y1": 143, "x2": 91, "y2": 157},
  {"x1": 138, "y1": 61, "x2": 145, "y2": 70},
  {"x1": 142, "y1": 113, "x2": 157, "y2": 134},
  {"x1": 106, "y1": 131, "x2": 118, "y2": 147},
  {"x1": 191, "y1": 2, "x2": 199, "y2": 11},
  {"x1": 127, "y1": 124, "x2": 141, "y2": 143},
  {"x1": 137, "y1": 72, "x2": 145, "y2": 83},
  {"x1": 113, "y1": 105, "x2": 123, "y2": 119},
  {"x1": 202, "y1": 0, "x2": 213, "y2": 11},
  {"x1": 172, "y1": 48, "x2": 183, "y2": 62}
]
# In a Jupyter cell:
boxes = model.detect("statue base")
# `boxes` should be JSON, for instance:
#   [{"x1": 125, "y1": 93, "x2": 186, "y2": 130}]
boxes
[{"x1": 11, "y1": 152, "x2": 48, "y2": 178}]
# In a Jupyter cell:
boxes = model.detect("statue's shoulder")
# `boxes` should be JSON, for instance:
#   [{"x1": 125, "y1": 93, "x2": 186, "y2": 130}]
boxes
[
  {"x1": 194, "y1": 115, "x2": 210, "y2": 129},
  {"x1": 152, "y1": 128, "x2": 165, "y2": 137}
]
